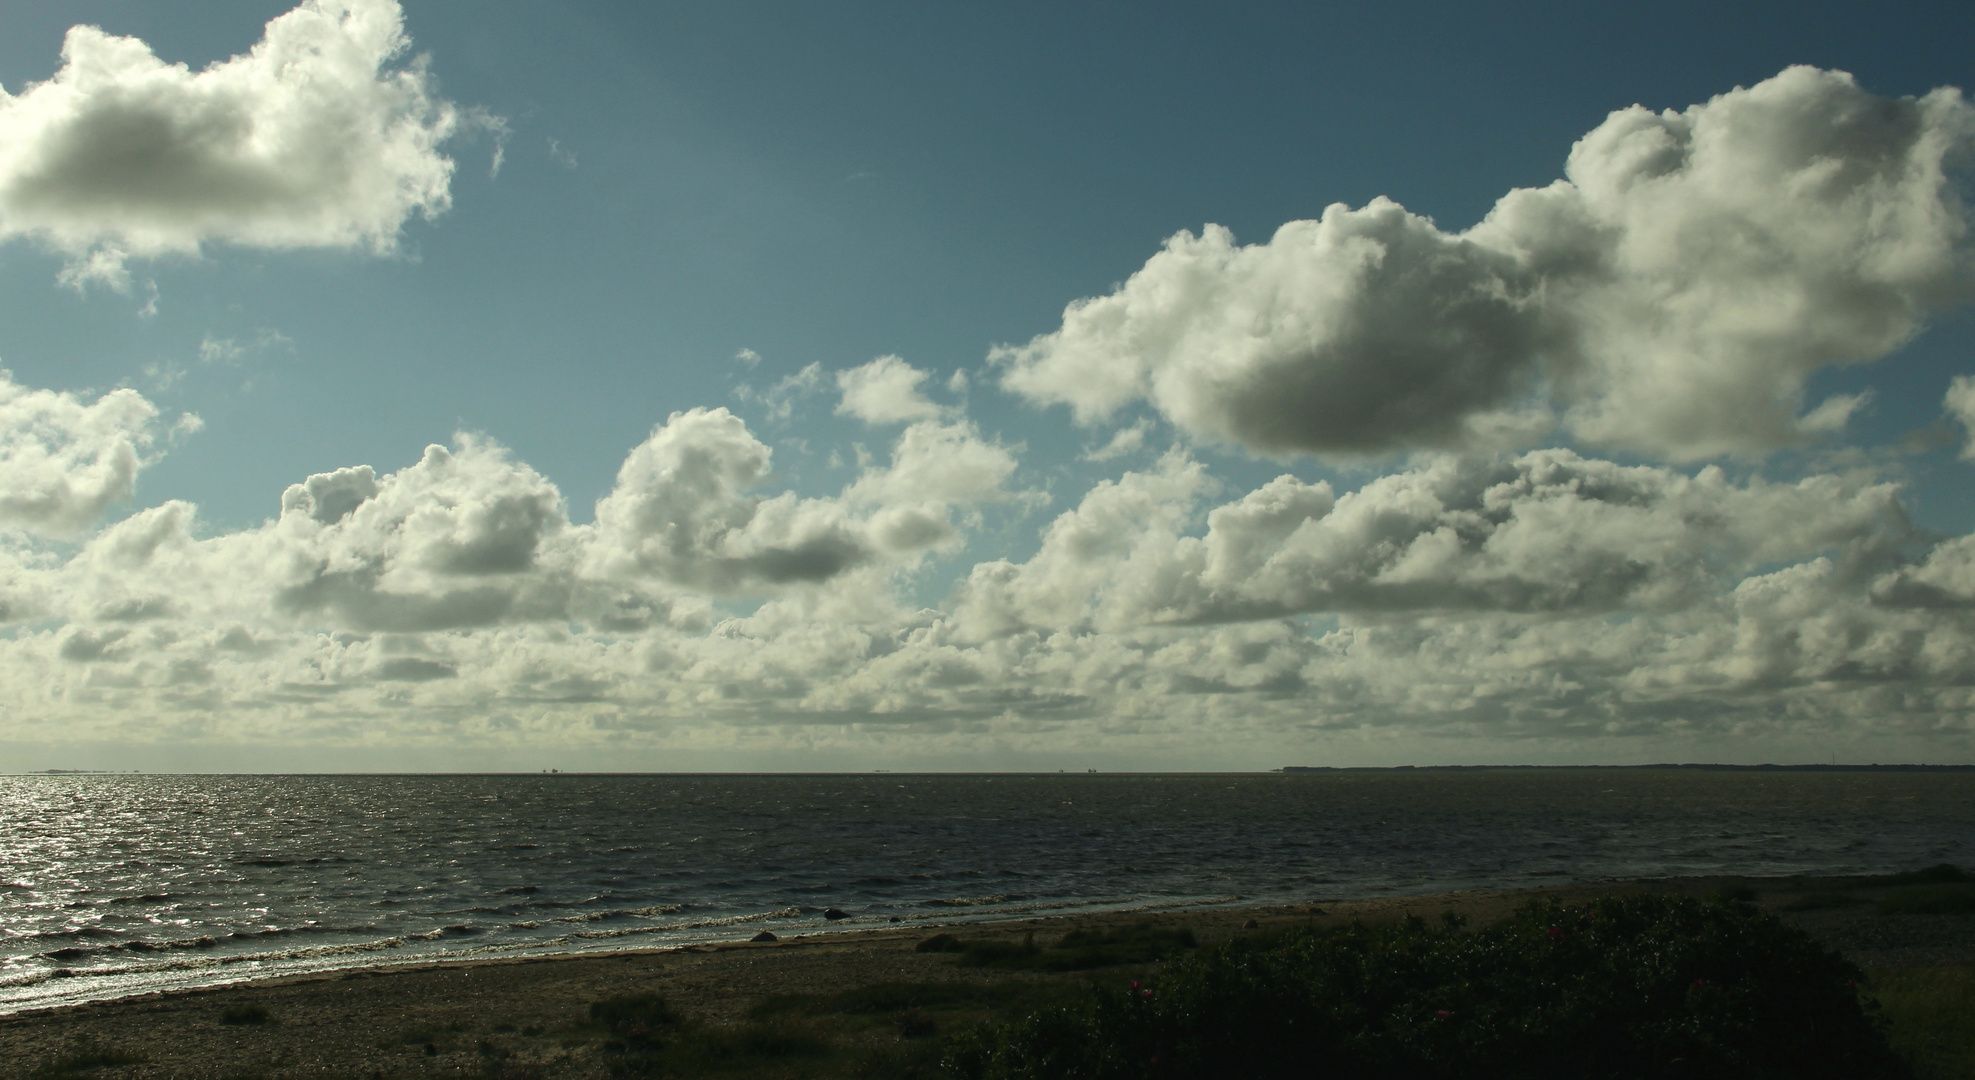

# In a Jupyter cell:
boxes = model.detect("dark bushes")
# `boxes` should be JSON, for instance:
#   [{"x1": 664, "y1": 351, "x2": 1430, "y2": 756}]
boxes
[
  {"x1": 219, "y1": 1003, "x2": 270, "y2": 1026},
  {"x1": 1870, "y1": 865, "x2": 1969, "y2": 887},
  {"x1": 1877, "y1": 885, "x2": 1975, "y2": 915},
  {"x1": 919, "y1": 924, "x2": 1198, "y2": 971},
  {"x1": 944, "y1": 894, "x2": 1908, "y2": 1080}
]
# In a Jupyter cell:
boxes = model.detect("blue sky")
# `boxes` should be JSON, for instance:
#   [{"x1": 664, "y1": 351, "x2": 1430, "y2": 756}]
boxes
[{"x1": 0, "y1": 0, "x2": 1971, "y2": 771}]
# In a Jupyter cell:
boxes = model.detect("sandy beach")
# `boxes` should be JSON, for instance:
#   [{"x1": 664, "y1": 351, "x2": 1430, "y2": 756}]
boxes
[{"x1": 3, "y1": 871, "x2": 1970, "y2": 1078}]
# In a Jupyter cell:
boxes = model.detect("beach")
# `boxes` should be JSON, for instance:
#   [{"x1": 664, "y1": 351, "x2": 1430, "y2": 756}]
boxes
[{"x1": 5, "y1": 871, "x2": 1970, "y2": 1078}]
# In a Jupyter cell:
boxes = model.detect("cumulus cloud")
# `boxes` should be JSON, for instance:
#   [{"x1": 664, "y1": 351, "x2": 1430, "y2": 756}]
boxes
[
  {"x1": 950, "y1": 450, "x2": 1910, "y2": 636},
  {"x1": 3, "y1": 361, "x2": 1973, "y2": 765},
  {"x1": 264, "y1": 438, "x2": 585, "y2": 632},
  {"x1": 0, "y1": 373, "x2": 195, "y2": 539},
  {"x1": 836, "y1": 355, "x2": 946, "y2": 424},
  {"x1": 1084, "y1": 419, "x2": 1155, "y2": 462},
  {"x1": 591, "y1": 407, "x2": 1021, "y2": 591},
  {"x1": 999, "y1": 202, "x2": 1556, "y2": 456},
  {"x1": 1871, "y1": 532, "x2": 1975, "y2": 610},
  {"x1": 592, "y1": 408, "x2": 874, "y2": 591},
  {"x1": 845, "y1": 418, "x2": 1022, "y2": 555},
  {"x1": 1000, "y1": 67, "x2": 1975, "y2": 462},
  {"x1": 0, "y1": 0, "x2": 476, "y2": 284},
  {"x1": 1948, "y1": 375, "x2": 1975, "y2": 459}
]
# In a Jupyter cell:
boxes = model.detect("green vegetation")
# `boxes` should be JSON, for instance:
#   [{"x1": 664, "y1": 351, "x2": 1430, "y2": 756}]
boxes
[
  {"x1": 1775, "y1": 863, "x2": 1971, "y2": 913},
  {"x1": 1781, "y1": 890, "x2": 1863, "y2": 912},
  {"x1": 584, "y1": 991, "x2": 832, "y2": 1076},
  {"x1": 1876, "y1": 884, "x2": 1975, "y2": 915},
  {"x1": 572, "y1": 980, "x2": 1086, "y2": 1079},
  {"x1": 748, "y1": 979, "x2": 1079, "y2": 1027},
  {"x1": 915, "y1": 923, "x2": 1198, "y2": 972},
  {"x1": 1871, "y1": 964, "x2": 1975, "y2": 1080},
  {"x1": 943, "y1": 895, "x2": 1907, "y2": 1080},
  {"x1": 1866, "y1": 865, "x2": 1971, "y2": 887},
  {"x1": 133, "y1": 881, "x2": 1968, "y2": 1080}
]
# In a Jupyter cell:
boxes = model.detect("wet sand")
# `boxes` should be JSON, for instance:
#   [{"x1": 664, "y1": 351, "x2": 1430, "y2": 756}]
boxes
[{"x1": 3, "y1": 873, "x2": 1969, "y2": 1078}]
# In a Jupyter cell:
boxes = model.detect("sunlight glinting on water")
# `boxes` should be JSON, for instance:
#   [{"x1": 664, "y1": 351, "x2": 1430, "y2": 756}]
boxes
[{"x1": 2, "y1": 770, "x2": 1970, "y2": 1013}]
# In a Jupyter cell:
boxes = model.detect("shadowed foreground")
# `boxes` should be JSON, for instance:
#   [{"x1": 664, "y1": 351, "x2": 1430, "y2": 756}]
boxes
[{"x1": 5, "y1": 871, "x2": 1972, "y2": 1079}]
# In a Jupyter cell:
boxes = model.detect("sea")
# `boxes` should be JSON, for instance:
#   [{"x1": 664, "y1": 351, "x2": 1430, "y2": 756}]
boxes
[{"x1": 2, "y1": 769, "x2": 1971, "y2": 1015}]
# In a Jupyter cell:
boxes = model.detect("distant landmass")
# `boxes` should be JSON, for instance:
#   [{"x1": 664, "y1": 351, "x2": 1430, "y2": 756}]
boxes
[{"x1": 1277, "y1": 763, "x2": 1975, "y2": 772}]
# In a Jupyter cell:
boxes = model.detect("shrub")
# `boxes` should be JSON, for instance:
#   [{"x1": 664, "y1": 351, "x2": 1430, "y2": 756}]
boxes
[
  {"x1": 935, "y1": 924, "x2": 1199, "y2": 972},
  {"x1": 1782, "y1": 891, "x2": 1862, "y2": 912},
  {"x1": 1877, "y1": 884, "x2": 1975, "y2": 916},
  {"x1": 943, "y1": 894, "x2": 1908, "y2": 1080},
  {"x1": 1869, "y1": 865, "x2": 1970, "y2": 887},
  {"x1": 1870, "y1": 963, "x2": 1975, "y2": 1080}
]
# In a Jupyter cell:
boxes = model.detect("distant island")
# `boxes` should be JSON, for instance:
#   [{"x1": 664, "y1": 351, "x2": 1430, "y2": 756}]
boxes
[{"x1": 1277, "y1": 763, "x2": 1975, "y2": 772}]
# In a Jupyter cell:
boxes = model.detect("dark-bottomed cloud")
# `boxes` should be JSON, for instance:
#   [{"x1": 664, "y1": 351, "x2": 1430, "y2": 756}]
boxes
[
  {"x1": 0, "y1": 0, "x2": 483, "y2": 290},
  {"x1": 999, "y1": 67, "x2": 1974, "y2": 462}
]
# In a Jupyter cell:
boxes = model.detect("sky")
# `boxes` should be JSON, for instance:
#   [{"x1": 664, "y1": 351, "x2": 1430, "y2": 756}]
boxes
[{"x1": 0, "y1": 0, "x2": 1972, "y2": 772}]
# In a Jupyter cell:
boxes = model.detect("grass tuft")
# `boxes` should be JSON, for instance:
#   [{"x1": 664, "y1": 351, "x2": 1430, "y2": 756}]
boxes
[{"x1": 1871, "y1": 964, "x2": 1975, "y2": 1080}]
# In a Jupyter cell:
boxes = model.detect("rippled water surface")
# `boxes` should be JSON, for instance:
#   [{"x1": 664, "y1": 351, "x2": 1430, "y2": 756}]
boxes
[{"x1": 2, "y1": 770, "x2": 1970, "y2": 1012}]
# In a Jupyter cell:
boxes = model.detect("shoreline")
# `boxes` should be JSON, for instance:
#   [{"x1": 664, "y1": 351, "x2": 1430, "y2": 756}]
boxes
[
  {"x1": 0, "y1": 891, "x2": 1250, "y2": 1020},
  {"x1": 5, "y1": 870, "x2": 1972, "y2": 1077}
]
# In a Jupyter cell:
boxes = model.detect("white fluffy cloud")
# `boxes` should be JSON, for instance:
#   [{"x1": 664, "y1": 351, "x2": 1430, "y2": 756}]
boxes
[
  {"x1": 836, "y1": 355, "x2": 946, "y2": 424},
  {"x1": 0, "y1": 0, "x2": 471, "y2": 287},
  {"x1": 3, "y1": 364, "x2": 1975, "y2": 763},
  {"x1": 950, "y1": 450, "x2": 1909, "y2": 636},
  {"x1": 0, "y1": 373, "x2": 195, "y2": 539},
  {"x1": 1000, "y1": 67, "x2": 1975, "y2": 462},
  {"x1": 1947, "y1": 375, "x2": 1975, "y2": 459},
  {"x1": 592, "y1": 407, "x2": 877, "y2": 590}
]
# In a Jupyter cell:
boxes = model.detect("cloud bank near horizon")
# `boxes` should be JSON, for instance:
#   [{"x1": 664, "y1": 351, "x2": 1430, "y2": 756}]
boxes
[
  {"x1": 0, "y1": 354, "x2": 1970, "y2": 765},
  {"x1": 0, "y1": 58, "x2": 1972, "y2": 767}
]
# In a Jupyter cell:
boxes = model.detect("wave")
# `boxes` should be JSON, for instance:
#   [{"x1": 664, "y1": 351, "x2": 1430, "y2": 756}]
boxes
[
  {"x1": 571, "y1": 906, "x2": 805, "y2": 940},
  {"x1": 39, "y1": 935, "x2": 219, "y2": 960},
  {"x1": 552, "y1": 904, "x2": 685, "y2": 923},
  {"x1": 17, "y1": 926, "x2": 127, "y2": 945}
]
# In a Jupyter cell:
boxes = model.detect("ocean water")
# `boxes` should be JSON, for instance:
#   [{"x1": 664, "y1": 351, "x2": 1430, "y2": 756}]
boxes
[{"x1": 1, "y1": 769, "x2": 1970, "y2": 1014}]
